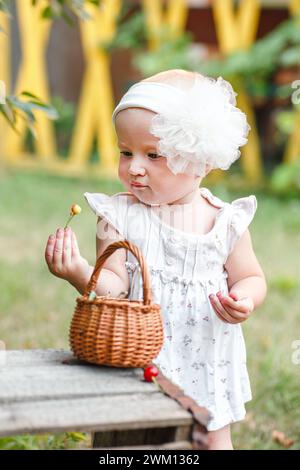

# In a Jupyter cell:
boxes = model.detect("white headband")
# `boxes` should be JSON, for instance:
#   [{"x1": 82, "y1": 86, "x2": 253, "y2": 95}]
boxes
[
  {"x1": 112, "y1": 77, "x2": 250, "y2": 177},
  {"x1": 112, "y1": 82, "x2": 185, "y2": 123}
]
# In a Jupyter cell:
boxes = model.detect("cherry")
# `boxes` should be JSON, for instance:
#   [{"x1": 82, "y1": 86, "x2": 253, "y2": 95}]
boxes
[{"x1": 143, "y1": 365, "x2": 159, "y2": 382}]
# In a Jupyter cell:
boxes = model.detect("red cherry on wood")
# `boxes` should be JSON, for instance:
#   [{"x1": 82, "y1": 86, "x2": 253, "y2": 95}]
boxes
[{"x1": 143, "y1": 365, "x2": 159, "y2": 382}]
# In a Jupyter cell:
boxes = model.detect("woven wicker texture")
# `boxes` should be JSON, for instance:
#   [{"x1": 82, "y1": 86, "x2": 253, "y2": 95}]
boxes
[{"x1": 69, "y1": 240, "x2": 164, "y2": 368}]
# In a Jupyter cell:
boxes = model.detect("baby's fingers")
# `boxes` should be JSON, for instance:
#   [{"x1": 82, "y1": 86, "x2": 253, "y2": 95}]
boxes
[
  {"x1": 220, "y1": 295, "x2": 250, "y2": 314},
  {"x1": 53, "y1": 228, "x2": 64, "y2": 265},
  {"x1": 62, "y1": 227, "x2": 72, "y2": 265},
  {"x1": 45, "y1": 234, "x2": 55, "y2": 265},
  {"x1": 209, "y1": 295, "x2": 237, "y2": 324},
  {"x1": 71, "y1": 230, "x2": 80, "y2": 259},
  {"x1": 219, "y1": 299, "x2": 250, "y2": 323},
  {"x1": 216, "y1": 293, "x2": 251, "y2": 322}
]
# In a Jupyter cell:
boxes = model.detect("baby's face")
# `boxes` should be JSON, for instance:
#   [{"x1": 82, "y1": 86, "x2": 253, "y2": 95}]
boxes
[{"x1": 115, "y1": 108, "x2": 202, "y2": 206}]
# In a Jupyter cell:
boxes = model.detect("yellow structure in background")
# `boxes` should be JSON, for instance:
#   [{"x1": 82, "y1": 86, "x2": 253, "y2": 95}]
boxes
[
  {"x1": 0, "y1": 0, "x2": 299, "y2": 179},
  {"x1": 0, "y1": 8, "x2": 10, "y2": 158},
  {"x1": 213, "y1": 0, "x2": 262, "y2": 183},
  {"x1": 68, "y1": 0, "x2": 121, "y2": 177},
  {"x1": 143, "y1": 0, "x2": 188, "y2": 50},
  {"x1": 3, "y1": 0, "x2": 56, "y2": 162}
]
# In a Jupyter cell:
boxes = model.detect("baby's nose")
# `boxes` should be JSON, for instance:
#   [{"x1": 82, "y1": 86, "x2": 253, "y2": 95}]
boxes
[{"x1": 128, "y1": 161, "x2": 146, "y2": 175}]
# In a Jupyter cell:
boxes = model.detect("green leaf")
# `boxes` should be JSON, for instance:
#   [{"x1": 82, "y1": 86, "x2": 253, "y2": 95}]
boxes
[
  {"x1": 279, "y1": 47, "x2": 300, "y2": 67},
  {"x1": 20, "y1": 91, "x2": 43, "y2": 100},
  {"x1": 1, "y1": 90, "x2": 59, "y2": 137},
  {"x1": 26, "y1": 102, "x2": 59, "y2": 120},
  {"x1": 0, "y1": 102, "x2": 18, "y2": 128},
  {"x1": 0, "y1": 0, "x2": 11, "y2": 14}
]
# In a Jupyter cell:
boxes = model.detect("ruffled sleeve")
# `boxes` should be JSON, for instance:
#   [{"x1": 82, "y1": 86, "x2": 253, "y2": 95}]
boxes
[
  {"x1": 226, "y1": 195, "x2": 257, "y2": 255},
  {"x1": 83, "y1": 192, "x2": 128, "y2": 238}
]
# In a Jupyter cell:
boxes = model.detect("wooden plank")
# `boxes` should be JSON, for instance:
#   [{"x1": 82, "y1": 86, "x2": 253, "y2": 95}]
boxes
[
  {"x1": 0, "y1": 350, "x2": 153, "y2": 402},
  {"x1": 2, "y1": 349, "x2": 75, "y2": 367},
  {"x1": 2, "y1": 348, "x2": 139, "y2": 370},
  {"x1": 0, "y1": 349, "x2": 194, "y2": 437},
  {"x1": 0, "y1": 368, "x2": 154, "y2": 401},
  {"x1": 0, "y1": 368, "x2": 151, "y2": 403},
  {"x1": 0, "y1": 394, "x2": 193, "y2": 437},
  {"x1": 94, "y1": 440, "x2": 194, "y2": 450},
  {"x1": 92, "y1": 425, "x2": 191, "y2": 447}
]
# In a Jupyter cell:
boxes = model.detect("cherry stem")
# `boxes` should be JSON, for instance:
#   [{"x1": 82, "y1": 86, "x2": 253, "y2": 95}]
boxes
[
  {"x1": 64, "y1": 214, "x2": 74, "y2": 229},
  {"x1": 152, "y1": 376, "x2": 163, "y2": 392}
]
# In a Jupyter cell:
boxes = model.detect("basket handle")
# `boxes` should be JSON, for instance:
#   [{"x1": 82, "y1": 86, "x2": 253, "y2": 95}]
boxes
[{"x1": 83, "y1": 240, "x2": 153, "y2": 306}]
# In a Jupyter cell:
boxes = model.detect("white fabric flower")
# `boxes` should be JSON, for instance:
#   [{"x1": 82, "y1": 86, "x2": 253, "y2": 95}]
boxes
[{"x1": 150, "y1": 76, "x2": 250, "y2": 177}]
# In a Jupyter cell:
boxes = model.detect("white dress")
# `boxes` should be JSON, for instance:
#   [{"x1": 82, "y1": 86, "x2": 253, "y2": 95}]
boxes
[{"x1": 84, "y1": 187, "x2": 257, "y2": 431}]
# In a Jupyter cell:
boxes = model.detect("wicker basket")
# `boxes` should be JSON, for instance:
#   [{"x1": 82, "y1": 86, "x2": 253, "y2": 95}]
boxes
[{"x1": 69, "y1": 240, "x2": 164, "y2": 368}]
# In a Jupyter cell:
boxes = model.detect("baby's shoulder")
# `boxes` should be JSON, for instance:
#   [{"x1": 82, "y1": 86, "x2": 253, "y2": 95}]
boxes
[
  {"x1": 199, "y1": 187, "x2": 229, "y2": 229},
  {"x1": 112, "y1": 191, "x2": 140, "y2": 204},
  {"x1": 200, "y1": 187, "x2": 257, "y2": 247},
  {"x1": 200, "y1": 187, "x2": 257, "y2": 216},
  {"x1": 85, "y1": 191, "x2": 138, "y2": 207},
  {"x1": 113, "y1": 191, "x2": 135, "y2": 198},
  {"x1": 84, "y1": 191, "x2": 138, "y2": 237}
]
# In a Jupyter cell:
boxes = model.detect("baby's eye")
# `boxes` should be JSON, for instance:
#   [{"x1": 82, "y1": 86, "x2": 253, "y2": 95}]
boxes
[
  {"x1": 148, "y1": 153, "x2": 161, "y2": 160},
  {"x1": 120, "y1": 151, "x2": 132, "y2": 157}
]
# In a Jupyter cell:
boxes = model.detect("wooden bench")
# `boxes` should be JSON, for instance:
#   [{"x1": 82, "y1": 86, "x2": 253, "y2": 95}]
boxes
[{"x1": 0, "y1": 349, "x2": 209, "y2": 450}]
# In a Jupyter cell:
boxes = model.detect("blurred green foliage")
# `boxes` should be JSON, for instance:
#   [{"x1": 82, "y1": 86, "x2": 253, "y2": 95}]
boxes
[
  {"x1": 133, "y1": 29, "x2": 196, "y2": 76},
  {"x1": 51, "y1": 95, "x2": 76, "y2": 157},
  {"x1": 129, "y1": 14, "x2": 300, "y2": 102},
  {"x1": 0, "y1": 0, "x2": 101, "y2": 22},
  {"x1": 275, "y1": 108, "x2": 299, "y2": 137},
  {"x1": 270, "y1": 276, "x2": 298, "y2": 293},
  {"x1": 0, "y1": 0, "x2": 10, "y2": 13},
  {"x1": 0, "y1": 91, "x2": 58, "y2": 139},
  {"x1": 103, "y1": 9, "x2": 147, "y2": 51},
  {"x1": 32, "y1": 0, "x2": 100, "y2": 24},
  {"x1": 0, "y1": 0, "x2": 100, "y2": 128},
  {"x1": 198, "y1": 15, "x2": 300, "y2": 101},
  {"x1": 103, "y1": 7, "x2": 196, "y2": 72},
  {"x1": 270, "y1": 161, "x2": 300, "y2": 197},
  {"x1": 0, "y1": 432, "x2": 89, "y2": 450}
]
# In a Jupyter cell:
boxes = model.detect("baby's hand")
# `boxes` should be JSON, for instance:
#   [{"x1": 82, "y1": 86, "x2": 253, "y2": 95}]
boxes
[
  {"x1": 45, "y1": 227, "x2": 88, "y2": 283},
  {"x1": 209, "y1": 290, "x2": 254, "y2": 324}
]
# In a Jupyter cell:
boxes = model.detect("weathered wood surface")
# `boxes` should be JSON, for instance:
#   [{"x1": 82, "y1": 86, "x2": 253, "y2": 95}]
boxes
[{"x1": 0, "y1": 349, "x2": 193, "y2": 437}]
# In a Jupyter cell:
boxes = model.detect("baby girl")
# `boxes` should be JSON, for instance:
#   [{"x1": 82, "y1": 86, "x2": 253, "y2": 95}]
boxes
[{"x1": 45, "y1": 69, "x2": 267, "y2": 450}]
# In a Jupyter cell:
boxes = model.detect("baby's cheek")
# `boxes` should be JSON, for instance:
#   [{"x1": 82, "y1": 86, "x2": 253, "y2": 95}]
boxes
[{"x1": 118, "y1": 161, "x2": 128, "y2": 182}]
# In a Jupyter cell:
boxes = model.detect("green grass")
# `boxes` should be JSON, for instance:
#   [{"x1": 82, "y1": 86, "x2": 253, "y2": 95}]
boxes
[
  {"x1": 0, "y1": 432, "x2": 90, "y2": 450},
  {"x1": 0, "y1": 167, "x2": 300, "y2": 450}
]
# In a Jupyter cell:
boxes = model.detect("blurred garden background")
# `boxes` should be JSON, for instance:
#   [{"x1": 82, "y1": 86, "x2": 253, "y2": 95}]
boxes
[{"x1": 1, "y1": 0, "x2": 300, "y2": 450}]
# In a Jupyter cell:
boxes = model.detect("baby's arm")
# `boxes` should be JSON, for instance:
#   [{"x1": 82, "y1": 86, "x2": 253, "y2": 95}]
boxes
[
  {"x1": 224, "y1": 228, "x2": 267, "y2": 307},
  {"x1": 209, "y1": 229, "x2": 267, "y2": 323},
  {"x1": 67, "y1": 216, "x2": 129, "y2": 297}
]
